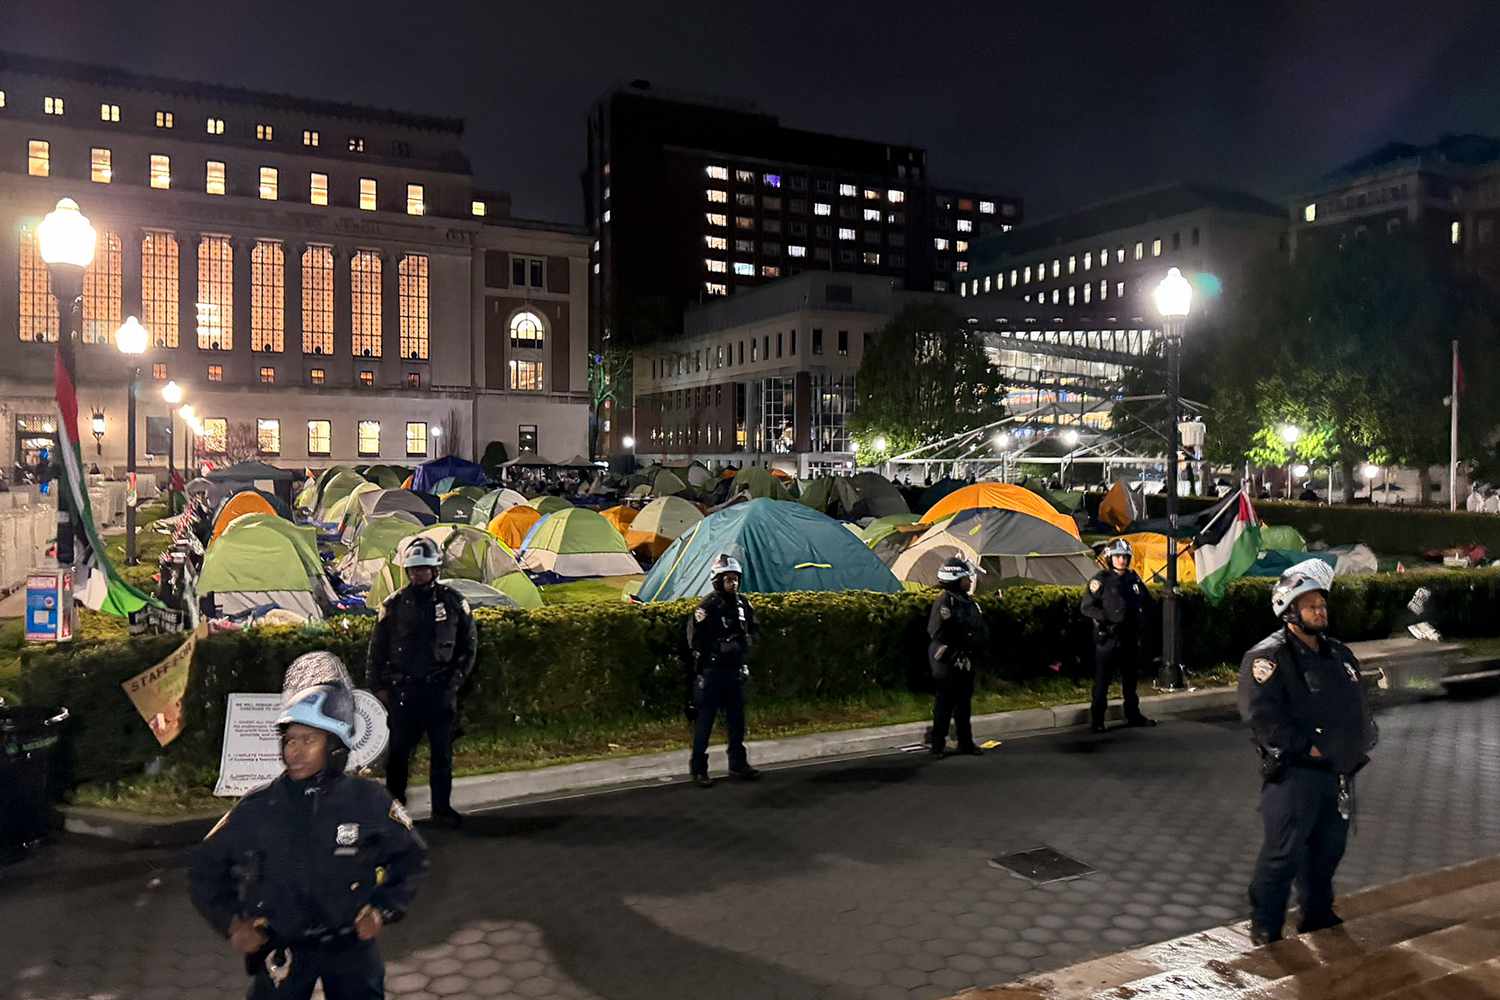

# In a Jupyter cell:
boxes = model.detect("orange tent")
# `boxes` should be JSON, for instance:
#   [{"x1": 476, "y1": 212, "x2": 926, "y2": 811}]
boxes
[
  {"x1": 210, "y1": 490, "x2": 279, "y2": 541},
  {"x1": 600, "y1": 505, "x2": 639, "y2": 535},
  {"x1": 400, "y1": 473, "x2": 415, "y2": 489},
  {"x1": 769, "y1": 468, "x2": 792, "y2": 480},
  {"x1": 919, "y1": 483, "x2": 1081, "y2": 540},
  {"x1": 487, "y1": 505, "x2": 542, "y2": 550}
]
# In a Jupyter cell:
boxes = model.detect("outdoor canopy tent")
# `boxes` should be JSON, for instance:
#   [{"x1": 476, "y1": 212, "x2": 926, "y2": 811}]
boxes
[
  {"x1": 518, "y1": 507, "x2": 641, "y2": 578},
  {"x1": 599, "y1": 504, "x2": 640, "y2": 535},
  {"x1": 198, "y1": 514, "x2": 334, "y2": 620},
  {"x1": 369, "y1": 524, "x2": 542, "y2": 609},
  {"x1": 528, "y1": 495, "x2": 574, "y2": 515},
  {"x1": 506, "y1": 451, "x2": 555, "y2": 468},
  {"x1": 209, "y1": 489, "x2": 285, "y2": 541},
  {"x1": 892, "y1": 509, "x2": 1098, "y2": 590},
  {"x1": 625, "y1": 495, "x2": 705, "y2": 560},
  {"x1": 732, "y1": 466, "x2": 788, "y2": 500},
  {"x1": 920, "y1": 483, "x2": 1082, "y2": 540},
  {"x1": 637, "y1": 498, "x2": 902, "y2": 602},
  {"x1": 469, "y1": 488, "x2": 528, "y2": 526},
  {"x1": 412, "y1": 456, "x2": 488, "y2": 493}
]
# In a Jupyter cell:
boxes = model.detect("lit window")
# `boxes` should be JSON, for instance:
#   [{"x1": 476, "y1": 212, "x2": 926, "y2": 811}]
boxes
[
  {"x1": 734, "y1": 169, "x2": 754, "y2": 184},
  {"x1": 603, "y1": 208, "x2": 612, "y2": 224},
  {"x1": 706, "y1": 189, "x2": 728, "y2": 203},
  {"x1": 1052, "y1": 259, "x2": 1061, "y2": 277},
  {"x1": 1303, "y1": 203, "x2": 1316, "y2": 223},
  {"x1": 956, "y1": 219, "x2": 973, "y2": 233},
  {"x1": 764, "y1": 173, "x2": 781, "y2": 188},
  {"x1": 839, "y1": 183, "x2": 857, "y2": 197},
  {"x1": 1100, "y1": 280, "x2": 1108, "y2": 300},
  {"x1": 255, "y1": 418, "x2": 280, "y2": 454},
  {"x1": 197, "y1": 236, "x2": 233, "y2": 349},
  {"x1": 838, "y1": 227, "x2": 855, "y2": 241},
  {"x1": 303, "y1": 129, "x2": 319, "y2": 147},
  {"x1": 956, "y1": 261, "x2": 968, "y2": 272},
  {"x1": 351, "y1": 251, "x2": 382, "y2": 357},
  {"x1": 814, "y1": 202, "x2": 831, "y2": 216},
  {"x1": 0, "y1": 91, "x2": 7, "y2": 107},
  {"x1": 141, "y1": 232, "x2": 180, "y2": 347},
  {"x1": 888, "y1": 189, "x2": 905, "y2": 203},
  {"x1": 1134, "y1": 242, "x2": 1144, "y2": 260},
  {"x1": 17, "y1": 226, "x2": 58, "y2": 343},
  {"x1": 308, "y1": 420, "x2": 331, "y2": 455},
  {"x1": 202, "y1": 418, "x2": 227, "y2": 455},
  {"x1": 863, "y1": 208, "x2": 880, "y2": 222},
  {"x1": 979, "y1": 200, "x2": 995, "y2": 214},
  {"x1": 348, "y1": 137, "x2": 365, "y2": 153},
  {"x1": 90, "y1": 147, "x2": 111, "y2": 183},
  {"x1": 206, "y1": 161, "x2": 225, "y2": 195},
  {"x1": 81, "y1": 231, "x2": 123, "y2": 344},
  {"x1": 862, "y1": 251, "x2": 880, "y2": 265},
  {"x1": 705, "y1": 235, "x2": 728, "y2": 251},
  {"x1": 704, "y1": 281, "x2": 727, "y2": 295},
  {"x1": 509, "y1": 310, "x2": 545, "y2": 350},
  {"x1": 1083, "y1": 251, "x2": 1092, "y2": 271},
  {"x1": 359, "y1": 178, "x2": 377, "y2": 211},
  {"x1": 1051, "y1": 289, "x2": 1059, "y2": 304},
  {"x1": 1116, "y1": 281, "x2": 1125, "y2": 297},
  {"x1": 787, "y1": 245, "x2": 809, "y2": 258},
  {"x1": 735, "y1": 216, "x2": 754, "y2": 230},
  {"x1": 207, "y1": 365, "x2": 223, "y2": 382},
  {"x1": 258, "y1": 368, "x2": 276, "y2": 385},
  {"x1": 150, "y1": 154, "x2": 171, "y2": 190},
  {"x1": 27, "y1": 140, "x2": 49, "y2": 177},
  {"x1": 471, "y1": 200, "x2": 486, "y2": 217},
  {"x1": 983, "y1": 276, "x2": 991, "y2": 292},
  {"x1": 508, "y1": 359, "x2": 544, "y2": 391},
  {"x1": 309, "y1": 368, "x2": 326, "y2": 385},
  {"x1": 705, "y1": 165, "x2": 728, "y2": 180},
  {"x1": 1068, "y1": 287, "x2": 1076, "y2": 305},
  {"x1": 955, "y1": 240, "x2": 968, "y2": 253},
  {"x1": 255, "y1": 123, "x2": 273, "y2": 141},
  {"x1": 761, "y1": 265, "x2": 780, "y2": 277},
  {"x1": 399, "y1": 255, "x2": 429, "y2": 360},
  {"x1": 152, "y1": 363, "x2": 167, "y2": 380},
  {"x1": 406, "y1": 422, "x2": 428, "y2": 457},
  {"x1": 310, "y1": 172, "x2": 328, "y2": 206},
  {"x1": 359, "y1": 370, "x2": 375, "y2": 386},
  {"x1": 206, "y1": 117, "x2": 224, "y2": 135},
  {"x1": 1451, "y1": 221, "x2": 1463, "y2": 245},
  {"x1": 1068, "y1": 256, "x2": 1077, "y2": 274},
  {"x1": 44, "y1": 96, "x2": 63, "y2": 115},
  {"x1": 99, "y1": 103, "x2": 119, "y2": 123},
  {"x1": 1023, "y1": 265, "x2": 1032, "y2": 283},
  {"x1": 301, "y1": 245, "x2": 334, "y2": 355},
  {"x1": 357, "y1": 420, "x2": 380, "y2": 456},
  {"x1": 406, "y1": 184, "x2": 425, "y2": 216},
  {"x1": 1152, "y1": 238, "x2": 1162, "y2": 257},
  {"x1": 733, "y1": 262, "x2": 754, "y2": 276},
  {"x1": 934, "y1": 238, "x2": 949, "y2": 250},
  {"x1": 705, "y1": 259, "x2": 727, "y2": 273},
  {"x1": 155, "y1": 110, "x2": 173, "y2": 128},
  {"x1": 1083, "y1": 283, "x2": 1092, "y2": 303},
  {"x1": 251, "y1": 241, "x2": 285, "y2": 352},
  {"x1": 861, "y1": 188, "x2": 878, "y2": 201},
  {"x1": 706, "y1": 212, "x2": 727, "y2": 227},
  {"x1": 259, "y1": 166, "x2": 278, "y2": 201},
  {"x1": 1099, "y1": 247, "x2": 1108, "y2": 266},
  {"x1": 1010, "y1": 268, "x2": 1018, "y2": 285}
]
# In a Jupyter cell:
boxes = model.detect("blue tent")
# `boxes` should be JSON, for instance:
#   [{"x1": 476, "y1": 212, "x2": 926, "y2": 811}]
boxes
[
  {"x1": 412, "y1": 456, "x2": 488, "y2": 494},
  {"x1": 638, "y1": 498, "x2": 902, "y2": 602}
]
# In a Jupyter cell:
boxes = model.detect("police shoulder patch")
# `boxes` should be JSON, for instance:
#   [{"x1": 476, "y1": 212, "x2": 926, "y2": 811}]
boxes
[
  {"x1": 388, "y1": 799, "x2": 413, "y2": 830},
  {"x1": 1252, "y1": 657, "x2": 1277, "y2": 684},
  {"x1": 939, "y1": 604, "x2": 952, "y2": 619},
  {"x1": 1089, "y1": 579, "x2": 1101, "y2": 593},
  {"x1": 694, "y1": 608, "x2": 707, "y2": 622}
]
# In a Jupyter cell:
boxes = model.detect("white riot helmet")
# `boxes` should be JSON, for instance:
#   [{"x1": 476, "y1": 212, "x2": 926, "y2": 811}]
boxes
[
  {"x1": 936, "y1": 556, "x2": 978, "y2": 584},
  {"x1": 400, "y1": 536, "x2": 442, "y2": 569},
  {"x1": 710, "y1": 554, "x2": 743, "y2": 580},
  {"x1": 1104, "y1": 539, "x2": 1133, "y2": 563},
  {"x1": 1271, "y1": 559, "x2": 1335, "y2": 623}
]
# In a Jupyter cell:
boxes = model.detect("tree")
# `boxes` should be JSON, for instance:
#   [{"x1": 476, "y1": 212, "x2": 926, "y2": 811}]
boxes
[
  {"x1": 202, "y1": 420, "x2": 261, "y2": 466},
  {"x1": 438, "y1": 408, "x2": 463, "y2": 459},
  {"x1": 848, "y1": 302, "x2": 1008, "y2": 459},
  {"x1": 588, "y1": 347, "x2": 631, "y2": 460}
]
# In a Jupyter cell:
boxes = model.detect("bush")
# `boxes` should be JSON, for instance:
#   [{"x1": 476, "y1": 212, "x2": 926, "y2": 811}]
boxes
[{"x1": 21, "y1": 569, "x2": 1500, "y2": 788}]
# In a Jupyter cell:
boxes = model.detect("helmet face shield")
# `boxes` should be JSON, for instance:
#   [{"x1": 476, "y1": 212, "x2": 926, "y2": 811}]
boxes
[{"x1": 1271, "y1": 559, "x2": 1336, "y2": 624}]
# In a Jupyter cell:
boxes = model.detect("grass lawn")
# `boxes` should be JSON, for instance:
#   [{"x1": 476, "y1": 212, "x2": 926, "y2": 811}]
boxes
[
  {"x1": 540, "y1": 574, "x2": 642, "y2": 605},
  {"x1": 103, "y1": 501, "x2": 172, "y2": 591},
  {"x1": 1459, "y1": 636, "x2": 1500, "y2": 660}
]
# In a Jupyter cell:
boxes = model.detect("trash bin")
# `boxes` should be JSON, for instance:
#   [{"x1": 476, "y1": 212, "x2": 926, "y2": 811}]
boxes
[{"x1": 0, "y1": 706, "x2": 69, "y2": 854}]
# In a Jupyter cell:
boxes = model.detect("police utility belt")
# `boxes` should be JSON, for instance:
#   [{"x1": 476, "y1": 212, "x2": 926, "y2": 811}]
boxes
[{"x1": 389, "y1": 669, "x2": 455, "y2": 689}]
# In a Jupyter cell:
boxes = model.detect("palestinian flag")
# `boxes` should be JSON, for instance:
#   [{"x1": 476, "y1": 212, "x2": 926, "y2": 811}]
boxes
[
  {"x1": 54, "y1": 349, "x2": 157, "y2": 617},
  {"x1": 1193, "y1": 488, "x2": 1262, "y2": 605}
]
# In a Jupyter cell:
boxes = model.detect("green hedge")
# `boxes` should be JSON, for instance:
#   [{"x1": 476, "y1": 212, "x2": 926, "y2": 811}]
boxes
[{"x1": 21, "y1": 569, "x2": 1500, "y2": 788}]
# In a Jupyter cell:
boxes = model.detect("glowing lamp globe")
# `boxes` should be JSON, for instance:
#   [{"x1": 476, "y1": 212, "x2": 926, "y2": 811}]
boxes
[{"x1": 37, "y1": 198, "x2": 96, "y2": 269}]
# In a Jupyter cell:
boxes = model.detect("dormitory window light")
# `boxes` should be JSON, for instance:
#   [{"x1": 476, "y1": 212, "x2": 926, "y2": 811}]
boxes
[
  {"x1": 256, "y1": 123, "x2": 273, "y2": 141},
  {"x1": 99, "y1": 103, "x2": 119, "y2": 122},
  {"x1": 44, "y1": 96, "x2": 63, "y2": 115},
  {"x1": 303, "y1": 130, "x2": 319, "y2": 147},
  {"x1": 155, "y1": 110, "x2": 173, "y2": 128},
  {"x1": 206, "y1": 117, "x2": 224, "y2": 135}
]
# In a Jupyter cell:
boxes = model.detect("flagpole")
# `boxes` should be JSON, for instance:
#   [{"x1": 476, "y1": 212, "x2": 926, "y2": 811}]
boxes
[{"x1": 1450, "y1": 338, "x2": 1459, "y2": 513}]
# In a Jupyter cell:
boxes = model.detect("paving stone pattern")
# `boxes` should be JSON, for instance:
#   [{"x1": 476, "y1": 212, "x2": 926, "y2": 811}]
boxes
[{"x1": 3, "y1": 695, "x2": 1499, "y2": 1000}]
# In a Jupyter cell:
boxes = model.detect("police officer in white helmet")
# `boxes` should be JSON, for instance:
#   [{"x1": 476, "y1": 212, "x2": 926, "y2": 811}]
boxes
[
  {"x1": 1081, "y1": 539, "x2": 1156, "y2": 733},
  {"x1": 685, "y1": 554, "x2": 761, "y2": 787},
  {"x1": 927, "y1": 556, "x2": 990, "y2": 757}
]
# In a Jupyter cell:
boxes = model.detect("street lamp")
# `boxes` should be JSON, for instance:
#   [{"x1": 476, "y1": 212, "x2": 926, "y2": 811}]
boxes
[
  {"x1": 1060, "y1": 428, "x2": 1080, "y2": 447},
  {"x1": 37, "y1": 197, "x2": 97, "y2": 569},
  {"x1": 90, "y1": 410, "x2": 106, "y2": 455},
  {"x1": 873, "y1": 435, "x2": 888, "y2": 452},
  {"x1": 117, "y1": 316, "x2": 149, "y2": 563},
  {"x1": 622, "y1": 435, "x2": 636, "y2": 450},
  {"x1": 1279, "y1": 425, "x2": 1302, "y2": 498},
  {"x1": 1153, "y1": 266, "x2": 1193, "y2": 691},
  {"x1": 161, "y1": 380, "x2": 183, "y2": 513}
]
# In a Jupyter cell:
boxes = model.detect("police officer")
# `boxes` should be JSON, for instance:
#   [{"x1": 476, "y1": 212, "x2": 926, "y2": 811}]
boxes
[
  {"x1": 685, "y1": 554, "x2": 761, "y2": 788},
  {"x1": 1081, "y1": 539, "x2": 1156, "y2": 733},
  {"x1": 367, "y1": 536, "x2": 477, "y2": 827},
  {"x1": 189, "y1": 660, "x2": 428, "y2": 999},
  {"x1": 1241, "y1": 559, "x2": 1377, "y2": 945},
  {"x1": 927, "y1": 556, "x2": 989, "y2": 757}
]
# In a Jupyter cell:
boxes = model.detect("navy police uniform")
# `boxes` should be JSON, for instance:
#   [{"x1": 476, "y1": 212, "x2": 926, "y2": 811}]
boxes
[
  {"x1": 1080, "y1": 568, "x2": 1152, "y2": 728},
  {"x1": 188, "y1": 770, "x2": 428, "y2": 999},
  {"x1": 927, "y1": 588, "x2": 989, "y2": 753},
  {"x1": 366, "y1": 582, "x2": 477, "y2": 813},
  {"x1": 686, "y1": 589, "x2": 758, "y2": 778},
  {"x1": 1239, "y1": 628, "x2": 1377, "y2": 939}
]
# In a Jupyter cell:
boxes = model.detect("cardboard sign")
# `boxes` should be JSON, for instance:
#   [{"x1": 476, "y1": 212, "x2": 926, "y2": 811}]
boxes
[
  {"x1": 214, "y1": 690, "x2": 389, "y2": 797},
  {"x1": 120, "y1": 633, "x2": 195, "y2": 747}
]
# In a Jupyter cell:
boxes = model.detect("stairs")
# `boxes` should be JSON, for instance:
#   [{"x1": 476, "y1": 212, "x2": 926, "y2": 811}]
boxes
[{"x1": 950, "y1": 854, "x2": 1500, "y2": 999}]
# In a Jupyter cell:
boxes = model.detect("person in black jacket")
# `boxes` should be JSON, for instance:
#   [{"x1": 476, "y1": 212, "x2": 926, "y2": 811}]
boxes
[
  {"x1": 685, "y1": 554, "x2": 761, "y2": 788},
  {"x1": 927, "y1": 556, "x2": 989, "y2": 757},
  {"x1": 1080, "y1": 539, "x2": 1156, "y2": 733},
  {"x1": 366, "y1": 536, "x2": 478, "y2": 827},
  {"x1": 189, "y1": 676, "x2": 428, "y2": 1000},
  {"x1": 1240, "y1": 559, "x2": 1377, "y2": 945}
]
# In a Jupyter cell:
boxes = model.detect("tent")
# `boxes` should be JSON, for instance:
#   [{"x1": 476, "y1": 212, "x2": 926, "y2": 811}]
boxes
[
  {"x1": 669, "y1": 461, "x2": 713, "y2": 488},
  {"x1": 918, "y1": 477, "x2": 967, "y2": 513},
  {"x1": 625, "y1": 496, "x2": 705, "y2": 560},
  {"x1": 362, "y1": 464, "x2": 408, "y2": 489},
  {"x1": 315, "y1": 470, "x2": 368, "y2": 523},
  {"x1": 185, "y1": 476, "x2": 232, "y2": 508},
  {"x1": 439, "y1": 493, "x2": 477, "y2": 523},
  {"x1": 334, "y1": 514, "x2": 430, "y2": 589},
  {"x1": 199, "y1": 515, "x2": 333, "y2": 620},
  {"x1": 488, "y1": 505, "x2": 543, "y2": 551},
  {"x1": 519, "y1": 508, "x2": 640, "y2": 577},
  {"x1": 361, "y1": 488, "x2": 440, "y2": 523},
  {"x1": 470, "y1": 488, "x2": 528, "y2": 526},
  {"x1": 506, "y1": 451, "x2": 555, "y2": 468},
  {"x1": 647, "y1": 468, "x2": 688, "y2": 497},
  {"x1": 799, "y1": 474, "x2": 907, "y2": 519},
  {"x1": 638, "y1": 498, "x2": 902, "y2": 602},
  {"x1": 861, "y1": 513, "x2": 922, "y2": 547},
  {"x1": 369, "y1": 524, "x2": 542, "y2": 609},
  {"x1": 1248, "y1": 543, "x2": 1376, "y2": 580},
  {"x1": 334, "y1": 481, "x2": 383, "y2": 543},
  {"x1": 1113, "y1": 531, "x2": 1195, "y2": 585},
  {"x1": 210, "y1": 489, "x2": 284, "y2": 541},
  {"x1": 1098, "y1": 480, "x2": 1146, "y2": 532},
  {"x1": 870, "y1": 522, "x2": 928, "y2": 568},
  {"x1": 733, "y1": 466, "x2": 787, "y2": 500},
  {"x1": 560, "y1": 454, "x2": 594, "y2": 468},
  {"x1": 1260, "y1": 525, "x2": 1307, "y2": 552},
  {"x1": 600, "y1": 504, "x2": 640, "y2": 535},
  {"x1": 440, "y1": 578, "x2": 519, "y2": 609},
  {"x1": 920, "y1": 483, "x2": 1082, "y2": 540},
  {"x1": 528, "y1": 495, "x2": 573, "y2": 515},
  {"x1": 412, "y1": 456, "x2": 488, "y2": 494},
  {"x1": 797, "y1": 476, "x2": 838, "y2": 514},
  {"x1": 892, "y1": 510, "x2": 1098, "y2": 590}
]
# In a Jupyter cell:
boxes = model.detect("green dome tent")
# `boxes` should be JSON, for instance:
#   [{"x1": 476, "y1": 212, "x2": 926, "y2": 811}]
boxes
[
  {"x1": 368, "y1": 524, "x2": 542, "y2": 609},
  {"x1": 334, "y1": 481, "x2": 383, "y2": 542},
  {"x1": 528, "y1": 495, "x2": 574, "y2": 516},
  {"x1": 439, "y1": 493, "x2": 477, "y2": 523},
  {"x1": 315, "y1": 470, "x2": 368, "y2": 523},
  {"x1": 199, "y1": 515, "x2": 334, "y2": 620},
  {"x1": 470, "y1": 488, "x2": 528, "y2": 526},
  {"x1": 732, "y1": 466, "x2": 787, "y2": 500},
  {"x1": 648, "y1": 468, "x2": 688, "y2": 497},
  {"x1": 518, "y1": 508, "x2": 641, "y2": 578},
  {"x1": 363, "y1": 465, "x2": 408, "y2": 489},
  {"x1": 891, "y1": 509, "x2": 1097, "y2": 590},
  {"x1": 860, "y1": 513, "x2": 922, "y2": 546},
  {"x1": 638, "y1": 498, "x2": 901, "y2": 602},
  {"x1": 334, "y1": 514, "x2": 428, "y2": 589}
]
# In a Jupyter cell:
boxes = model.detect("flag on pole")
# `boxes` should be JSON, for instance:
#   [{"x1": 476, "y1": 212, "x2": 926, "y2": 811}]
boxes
[
  {"x1": 1193, "y1": 488, "x2": 1262, "y2": 604},
  {"x1": 54, "y1": 350, "x2": 158, "y2": 617}
]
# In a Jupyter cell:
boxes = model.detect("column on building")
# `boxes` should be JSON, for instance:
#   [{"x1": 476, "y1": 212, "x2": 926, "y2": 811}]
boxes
[
  {"x1": 123, "y1": 228, "x2": 145, "y2": 321},
  {"x1": 793, "y1": 371, "x2": 812, "y2": 454},
  {"x1": 331, "y1": 245, "x2": 354, "y2": 386},
  {"x1": 380, "y1": 248, "x2": 401, "y2": 386},
  {"x1": 180, "y1": 232, "x2": 199, "y2": 357},
  {"x1": 286, "y1": 242, "x2": 304, "y2": 381},
  {"x1": 230, "y1": 235, "x2": 254, "y2": 384}
]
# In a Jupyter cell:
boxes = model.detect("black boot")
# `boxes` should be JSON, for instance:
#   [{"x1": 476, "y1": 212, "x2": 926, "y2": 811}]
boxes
[
  {"x1": 1090, "y1": 722, "x2": 1108, "y2": 734},
  {"x1": 729, "y1": 766, "x2": 761, "y2": 781},
  {"x1": 1249, "y1": 924, "x2": 1282, "y2": 946},
  {"x1": 1125, "y1": 716, "x2": 1157, "y2": 728},
  {"x1": 692, "y1": 773, "x2": 714, "y2": 789},
  {"x1": 431, "y1": 807, "x2": 464, "y2": 829},
  {"x1": 1296, "y1": 911, "x2": 1343, "y2": 934},
  {"x1": 955, "y1": 744, "x2": 984, "y2": 756}
]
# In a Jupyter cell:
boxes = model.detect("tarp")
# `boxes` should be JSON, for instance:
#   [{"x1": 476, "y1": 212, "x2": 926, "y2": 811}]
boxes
[
  {"x1": 528, "y1": 495, "x2": 573, "y2": 515},
  {"x1": 893, "y1": 509, "x2": 1098, "y2": 590},
  {"x1": 733, "y1": 467, "x2": 787, "y2": 500},
  {"x1": 625, "y1": 496, "x2": 705, "y2": 560},
  {"x1": 488, "y1": 505, "x2": 543, "y2": 550},
  {"x1": 920, "y1": 483, "x2": 1082, "y2": 540},
  {"x1": 600, "y1": 505, "x2": 640, "y2": 535},
  {"x1": 210, "y1": 489, "x2": 281, "y2": 542},
  {"x1": 470, "y1": 488, "x2": 528, "y2": 526},
  {"x1": 440, "y1": 577, "x2": 520, "y2": 609},
  {"x1": 1098, "y1": 480, "x2": 1145, "y2": 532},
  {"x1": 368, "y1": 523, "x2": 542, "y2": 609},
  {"x1": 1115, "y1": 531, "x2": 1195, "y2": 585},
  {"x1": 638, "y1": 498, "x2": 902, "y2": 602},
  {"x1": 518, "y1": 507, "x2": 641, "y2": 578},
  {"x1": 412, "y1": 456, "x2": 488, "y2": 494}
]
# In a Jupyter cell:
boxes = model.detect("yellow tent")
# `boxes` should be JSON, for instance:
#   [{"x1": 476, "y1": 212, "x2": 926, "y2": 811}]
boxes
[
  {"x1": 600, "y1": 505, "x2": 640, "y2": 535},
  {"x1": 211, "y1": 490, "x2": 279, "y2": 541},
  {"x1": 487, "y1": 505, "x2": 543, "y2": 551},
  {"x1": 1115, "y1": 531, "x2": 1195, "y2": 585},
  {"x1": 920, "y1": 483, "x2": 1081, "y2": 540}
]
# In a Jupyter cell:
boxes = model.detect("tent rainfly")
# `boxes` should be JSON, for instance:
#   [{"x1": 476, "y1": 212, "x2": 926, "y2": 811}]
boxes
[
  {"x1": 892, "y1": 509, "x2": 1098, "y2": 590},
  {"x1": 518, "y1": 507, "x2": 641, "y2": 578}
]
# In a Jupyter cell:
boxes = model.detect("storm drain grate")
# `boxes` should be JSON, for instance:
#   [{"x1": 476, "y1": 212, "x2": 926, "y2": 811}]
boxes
[{"x1": 989, "y1": 846, "x2": 1096, "y2": 884}]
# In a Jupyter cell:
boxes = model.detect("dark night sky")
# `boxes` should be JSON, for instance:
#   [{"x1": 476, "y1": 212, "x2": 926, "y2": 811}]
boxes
[{"x1": 12, "y1": 0, "x2": 1500, "y2": 225}]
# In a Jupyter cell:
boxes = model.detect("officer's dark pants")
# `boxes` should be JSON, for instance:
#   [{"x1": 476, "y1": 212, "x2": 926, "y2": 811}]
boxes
[
  {"x1": 246, "y1": 941, "x2": 382, "y2": 1000},
  {"x1": 690, "y1": 667, "x2": 748, "y2": 777},
  {"x1": 931, "y1": 668, "x2": 976, "y2": 751},
  {"x1": 385, "y1": 684, "x2": 455, "y2": 813},
  {"x1": 1091, "y1": 638, "x2": 1143, "y2": 728},
  {"x1": 1249, "y1": 767, "x2": 1349, "y2": 936}
]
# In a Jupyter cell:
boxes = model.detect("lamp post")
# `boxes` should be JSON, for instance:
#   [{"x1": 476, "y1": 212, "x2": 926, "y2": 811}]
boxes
[
  {"x1": 1279, "y1": 425, "x2": 1302, "y2": 498},
  {"x1": 37, "y1": 197, "x2": 97, "y2": 570},
  {"x1": 180, "y1": 404, "x2": 198, "y2": 477},
  {"x1": 1153, "y1": 267, "x2": 1192, "y2": 691},
  {"x1": 161, "y1": 380, "x2": 183, "y2": 513},
  {"x1": 90, "y1": 410, "x2": 106, "y2": 456},
  {"x1": 432, "y1": 424, "x2": 444, "y2": 458},
  {"x1": 116, "y1": 316, "x2": 149, "y2": 563}
]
